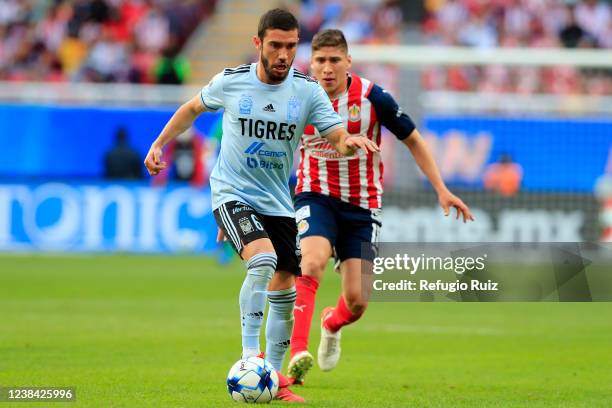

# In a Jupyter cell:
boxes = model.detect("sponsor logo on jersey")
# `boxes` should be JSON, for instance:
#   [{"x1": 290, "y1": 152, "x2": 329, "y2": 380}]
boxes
[
  {"x1": 348, "y1": 104, "x2": 361, "y2": 122},
  {"x1": 239, "y1": 94, "x2": 253, "y2": 114},
  {"x1": 246, "y1": 157, "x2": 258, "y2": 168},
  {"x1": 287, "y1": 97, "x2": 300, "y2": 123},
  {"x1": 295, "y1": 205, "x2": 310, "y2": 222},
  {"x1": 244, "y1": 142, "x2": 287, "y2": 158},
  {"x1": 232, "y1": 205, "x2": 251, "y2": 215},
  {"x1": 245, "y1": 142, "x2": 265, "y2": 154},
  {"x1": 239, "y1": 118, "x2": 296, "y2": 140},
  {"x1": 263, "y1": 103, "x2": 276, "y2": 112}
]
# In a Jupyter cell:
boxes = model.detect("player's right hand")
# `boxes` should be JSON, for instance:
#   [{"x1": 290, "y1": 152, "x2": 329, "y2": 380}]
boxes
[{"x1": 144, "y1": 144, "x2": 167, "y2": 176}]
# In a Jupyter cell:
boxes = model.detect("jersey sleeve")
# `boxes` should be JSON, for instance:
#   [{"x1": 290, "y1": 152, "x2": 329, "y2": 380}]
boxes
[
  {"x1": 368, "y1": 84, "x2": 416, "y2": 140},
  {"x1": 306, "y1": 83, "x2": 344, "y2": 138},
  {"x1": 200, "y1": 72, "x2": 224, "y2": 111}
]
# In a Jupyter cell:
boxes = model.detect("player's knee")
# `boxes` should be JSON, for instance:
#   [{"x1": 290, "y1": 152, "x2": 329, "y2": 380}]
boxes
[
  {"x1": 300, "y1": 256, "x2": 327, "y2": 280},
  {"x1": 246, "y1": 252, "x2": 277, "y2": 280},
  {"x1": 344, "y1": 293, "x2": 368, "y2": 316}
]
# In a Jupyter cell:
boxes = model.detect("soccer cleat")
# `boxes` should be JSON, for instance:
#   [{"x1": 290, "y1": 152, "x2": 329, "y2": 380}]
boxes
[
  {"x1": 275, "y1": 387, "x2": 305, "y2": 402},
  {"x1": 317, "y1": 307, "x2": 342, "y2": 371},
  {"x1": 275, "y1": 371, "x2": 305, "y2": 402},
  {"x1": 287, "y1": 350, "x2": 314, "y2": 386},
  {"x1": 289, "y1": 377, "x2": 304, "y2": 386}
]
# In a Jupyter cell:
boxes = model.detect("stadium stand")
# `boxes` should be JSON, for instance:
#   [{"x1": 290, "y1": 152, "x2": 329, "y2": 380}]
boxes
[
  {"x1": 421, "y1": 0, "x2": 611, "y2": 94},
  {"x1": 0, "y1": 0, "x2": 218, "y2": 83}
]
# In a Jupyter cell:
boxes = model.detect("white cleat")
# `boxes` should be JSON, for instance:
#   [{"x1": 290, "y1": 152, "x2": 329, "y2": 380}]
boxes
[
  {"x1": 317, "y1": 307, "x2": 341, "y2": 371},
  {"x1": 287, "y1": 350, "x2": 314, "y2": 385}
]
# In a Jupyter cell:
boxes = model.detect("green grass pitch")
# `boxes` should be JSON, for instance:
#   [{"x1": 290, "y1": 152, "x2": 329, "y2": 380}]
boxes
[{"x1": 1, "y1": 254, "x2": 611, "y2": 407}]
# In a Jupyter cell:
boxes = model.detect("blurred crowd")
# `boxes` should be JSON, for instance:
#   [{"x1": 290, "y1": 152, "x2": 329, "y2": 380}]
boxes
[
  {"x1": 422, "y1": 0, "x2": 612, "y2": 94},
  {"x1": 0, "y1": 0, "x2": 216, "y2": 83},
  {"x1": 296, "y1": 0, "x2": 403, "y2": 45},
  {"x1": 293, "y1": 0, "x2": 404, "y2": 91}
]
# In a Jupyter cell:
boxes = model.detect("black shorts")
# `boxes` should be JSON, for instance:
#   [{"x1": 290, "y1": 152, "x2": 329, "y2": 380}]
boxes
[
  {"x1": 294, "y1": 192, "x2": 381, "y2": 262},
  {"x1": 213, "y1": 201, "x2": 301, "y2": 276}
]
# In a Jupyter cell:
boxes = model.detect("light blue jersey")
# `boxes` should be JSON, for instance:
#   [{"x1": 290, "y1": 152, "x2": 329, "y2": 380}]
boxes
[{"x1": 200, "y1": 63, "x2": 343, "y2": 217}]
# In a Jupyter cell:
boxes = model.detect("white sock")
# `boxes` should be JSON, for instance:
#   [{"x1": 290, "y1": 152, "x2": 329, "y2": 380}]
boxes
[
  {"x1": 265, "y1": 286, "x2": 296, "y2": 371},
  {"x1": 240, "y1": 252, "x2": 276, "y2": 359}
]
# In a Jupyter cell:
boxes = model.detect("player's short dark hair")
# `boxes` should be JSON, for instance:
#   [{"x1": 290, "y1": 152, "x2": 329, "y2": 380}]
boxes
[
  {"x1": 258, "y1": 8, "x2": 299, "y2": 39},
  {"x1": 311, "y1": 29, "x2": 348, "y2": 54}
]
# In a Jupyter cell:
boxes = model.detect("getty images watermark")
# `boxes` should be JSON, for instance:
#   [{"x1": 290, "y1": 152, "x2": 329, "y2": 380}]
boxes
[
  {"x1": 361, "y1": 243, "x2": 612, "y2": 302},
  {"x1": 372, "y1": 252, "x2": 495, "y2": 292}
]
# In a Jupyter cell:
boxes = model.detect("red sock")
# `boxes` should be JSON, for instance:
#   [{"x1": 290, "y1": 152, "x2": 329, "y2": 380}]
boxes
[
  {"x1": 324, "y1": 295, "x2": 363, "y2": 333},
  {"x1": 290, "y1": 275, "x2": 319, "y2": 357}
]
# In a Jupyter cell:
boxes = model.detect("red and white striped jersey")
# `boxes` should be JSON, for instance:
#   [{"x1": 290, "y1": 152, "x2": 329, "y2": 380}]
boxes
[{"x1": 296, "y1": 73, "x2": 415, "y2": 209}]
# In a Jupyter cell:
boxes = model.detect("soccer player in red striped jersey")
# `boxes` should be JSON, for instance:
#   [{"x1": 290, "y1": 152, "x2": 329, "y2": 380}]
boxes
[{"x1": 287, "y1": 29, "x2": 474, "y2": 384}]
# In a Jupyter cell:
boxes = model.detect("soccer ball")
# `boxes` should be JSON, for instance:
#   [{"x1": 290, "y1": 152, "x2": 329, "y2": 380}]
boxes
[{"x1": 226, "y1": 356, "x2": 279, "y2": 403}]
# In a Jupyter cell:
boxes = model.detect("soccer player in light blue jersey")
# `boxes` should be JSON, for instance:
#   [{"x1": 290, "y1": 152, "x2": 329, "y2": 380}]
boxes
[{"x1": 144, "y1": 8, "x2": 378, "y2": 402}]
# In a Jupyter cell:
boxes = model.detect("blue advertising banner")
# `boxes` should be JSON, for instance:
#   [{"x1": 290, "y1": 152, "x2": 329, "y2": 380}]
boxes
[
  {"x1": 0, "y1": 104, "x2": 223, "y2": 179},
  {"x1": 1, "y1": 103, "x2": 610, "y2": 193},
  {"x1": 423, "y1": 116, "x2": 611, "y2": 192},
  {"x1": 0, "y1": 181, "x2": 219, "y2": 253}
]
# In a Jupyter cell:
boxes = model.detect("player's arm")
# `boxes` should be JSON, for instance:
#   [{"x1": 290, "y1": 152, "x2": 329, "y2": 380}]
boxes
[
  {"x1": 370, "y1": 84, "x2": 473, "y2": 222},
  {"x1": 402, "y1": 130, "x2": 473, "y2": 222},
  {"x1": 145, "y1": 72, "x2": 224, "y2": 176},
  {"x1": 326, "y1": 127, "x2": 380, "y2": 156},
  {"x1": 144, "y1": 95, "x2": 207, "y2": 176}
]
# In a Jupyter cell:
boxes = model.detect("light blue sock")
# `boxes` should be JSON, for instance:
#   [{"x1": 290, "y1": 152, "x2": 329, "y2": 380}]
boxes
[
  {"x1": 265, "y1": 286, "x2": 296, "y2": 371},
  {"x1": 240, "y1": 252, "x2": 276, "y2": 359}
]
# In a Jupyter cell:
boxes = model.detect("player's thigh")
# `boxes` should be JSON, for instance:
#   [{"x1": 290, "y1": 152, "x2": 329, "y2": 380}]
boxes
[
  {"x1": 213, "y1": 201, "x2": 275, "y2": 260},
  {"x1": 300, "y1": 236, "x2": 333, "y2": 281},
  {"x1": 335, "y1": 203, "x2": 381, "y2": 264},
  {"x1": 294, "y1": 192, "x2": 338, "y2": 278},
  {"x1": 260, "y1": 215, "x2": 301, "y2": 288}
]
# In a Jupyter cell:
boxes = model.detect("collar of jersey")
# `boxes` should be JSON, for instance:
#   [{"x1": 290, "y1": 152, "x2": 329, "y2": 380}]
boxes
[{"x1": 249, "y1": 63, "x2": 293, "y2": 91}]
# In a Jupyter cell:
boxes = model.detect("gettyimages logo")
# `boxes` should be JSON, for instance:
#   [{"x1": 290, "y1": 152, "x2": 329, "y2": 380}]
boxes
[
  {"x1": 364, "y1": 243, "x2": 611, "y2": 302},
  {"x1": 372, "y1": 253, "x2": 487, "y2": 275}
]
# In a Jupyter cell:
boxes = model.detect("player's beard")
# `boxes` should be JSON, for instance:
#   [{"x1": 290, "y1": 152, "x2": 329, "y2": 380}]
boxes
[{"x1": 261, "y1": 54, "x2": 292, "y2": 83}]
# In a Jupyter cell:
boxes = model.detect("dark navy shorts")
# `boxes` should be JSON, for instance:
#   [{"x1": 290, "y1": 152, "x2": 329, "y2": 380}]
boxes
[{"x1": 294, "y1": 192, "x2": 381, "y2": 262}]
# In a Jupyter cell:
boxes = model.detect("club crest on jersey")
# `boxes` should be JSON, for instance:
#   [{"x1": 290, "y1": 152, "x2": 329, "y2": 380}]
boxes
[
  {"x1": 348, "y1": 104, "x2": 361, "y2": 122},
  {"x1": 238, "y1": 216, "x2": 254, "y2": 234},
  {"x1": 239, "y1": 95, "x2": 253, "y2": 115},
  {"x1": 287, "y1": 97, "x2": 300, "y2": 123},
  {"x1": 297, "y1": 219, "x2": 309, "y2": 235}
]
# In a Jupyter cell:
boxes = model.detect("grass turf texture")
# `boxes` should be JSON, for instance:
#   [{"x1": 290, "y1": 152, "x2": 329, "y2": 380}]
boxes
[{"x1": 1, "y1": 254, "x2": 611, "y2": 407}]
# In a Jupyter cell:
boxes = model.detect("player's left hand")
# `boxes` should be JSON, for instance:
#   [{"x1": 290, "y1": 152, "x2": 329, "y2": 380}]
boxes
[
  {"x1": 346, "y1": 136, "x2": 380, "y2": 155},
  {"x1": 438, "y1": 190, "x2": 474, "y2": 223}
]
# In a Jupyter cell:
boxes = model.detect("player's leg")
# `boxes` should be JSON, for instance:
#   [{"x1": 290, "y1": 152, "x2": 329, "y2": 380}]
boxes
[
  {"x1": 260, "y1": 215, "x2": 306, "y2": 402},
  {"x1": 324, "y1": 258, "x2": 372, "y2": 328},
  {"x1": 318, "y1": 203, "x2": 380, "y2": 371},
  {"x1": 260, "y1": 215, "x2": 302, "y2": 372},
  {"x1": 265, "y1": 269, "x2": 296, "y2": 371},
  {"x1": 213, "y1": 202, "x2": 275, "y2": 359},
  {"x1": 288, "y1": 193, "x2": 337, "y2": 384}
]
